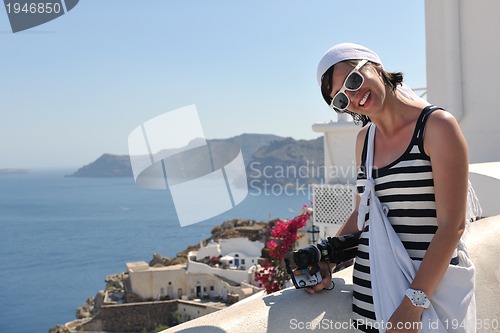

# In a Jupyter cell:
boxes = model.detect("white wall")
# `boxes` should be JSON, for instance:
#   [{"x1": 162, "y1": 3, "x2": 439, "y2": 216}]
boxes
[
  {"x1": 163, "y1": 217, "x2": 500, "y2": 333},
  {"x1": 196, "y1": 241, "x2": 220, "y2": 261},
  {"x1": 177, "y1": 301, "x2": 221, "y2": 322},
  {"x1": 426, "y1": 0, "x2": 500, "y2": 163},
  {"x1": 312, "y1": 122, "x2": 360, "y2": 185},
  {"x1": 187, "y1": 260, "x2": 251, "y2": 285},
  {"x1": 219, "y1": 238, "x2": 264, "y2": 257},
  {"x1": 468, "y1": 162, "x2": 500, "y2": 217}
]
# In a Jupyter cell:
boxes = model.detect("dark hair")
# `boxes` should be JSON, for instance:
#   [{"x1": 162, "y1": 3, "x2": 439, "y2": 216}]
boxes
[{"x1": 320, "y1": 60, "x2": 404, "y2": 126}]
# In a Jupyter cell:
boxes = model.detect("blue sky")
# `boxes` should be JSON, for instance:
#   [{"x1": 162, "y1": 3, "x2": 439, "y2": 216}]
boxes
[{"x1": 1, "y1": 0, "x2": 426, "y2": 168}]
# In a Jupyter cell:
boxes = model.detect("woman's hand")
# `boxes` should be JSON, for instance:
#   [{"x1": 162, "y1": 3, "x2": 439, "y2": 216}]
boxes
[
  {"x1": 304, "y1": 261, "x2": 334, "y2": 294},
  {"x1": 386, "y1": 297, "x2": 424, "y2": 332}
]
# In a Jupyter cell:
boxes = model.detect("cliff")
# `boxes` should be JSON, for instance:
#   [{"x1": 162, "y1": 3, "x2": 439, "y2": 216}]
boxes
[
  {"x1": 247, "y1": 137, "x2": 324, "y2": 187},
  {"x1": 67, "y1": 133, "x2": 324, "y2": 186},
  {"x1": 67, "y1": 154, "x2": 133, "y2": 178},
  {"x1": 51, "y1": 217, "x2": 275, "y2": 332}
]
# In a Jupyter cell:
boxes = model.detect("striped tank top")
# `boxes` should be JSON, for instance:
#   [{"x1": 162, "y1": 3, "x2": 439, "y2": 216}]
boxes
[{"x1": 352, "y1": 105, "x2": 444, "y2": 332}]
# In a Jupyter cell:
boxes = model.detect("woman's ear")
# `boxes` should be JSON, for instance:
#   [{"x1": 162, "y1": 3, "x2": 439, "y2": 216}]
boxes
[
  {"x1": 371, "y1": 63, "x2": 386, "y2": 82},
  {"x1": 371, "y1": 62, "x2": 383, "y2": 73}
]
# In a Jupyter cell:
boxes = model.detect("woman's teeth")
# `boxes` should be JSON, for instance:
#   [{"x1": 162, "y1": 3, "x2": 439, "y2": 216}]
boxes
[{"x1": 359, "y1": 91, "x2": 370, "y2": 106}]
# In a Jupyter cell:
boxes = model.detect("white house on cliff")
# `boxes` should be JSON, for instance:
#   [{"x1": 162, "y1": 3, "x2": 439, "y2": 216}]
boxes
[{"x1": 126, "y1": 237, "x2": 264, "y2": 303}]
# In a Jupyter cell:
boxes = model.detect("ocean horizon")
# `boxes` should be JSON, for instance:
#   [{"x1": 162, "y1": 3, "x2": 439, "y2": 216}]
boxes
[{"x1": 0, "y1": 169, "x2": 310, "y2": 333}]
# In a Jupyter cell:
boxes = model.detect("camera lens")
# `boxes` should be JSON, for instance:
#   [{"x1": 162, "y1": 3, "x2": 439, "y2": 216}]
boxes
[{"x1": 293, "y1": 245, "x2": 320, "y2": 269}]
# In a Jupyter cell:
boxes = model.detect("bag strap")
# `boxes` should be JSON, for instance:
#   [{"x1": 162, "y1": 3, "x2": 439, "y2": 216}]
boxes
[
  {"x1": 357, "y1": 124, "x2": 377, "y2": 231},
  {"x1": 364, "y1": 124, "x2": 376, "y2": 179}
]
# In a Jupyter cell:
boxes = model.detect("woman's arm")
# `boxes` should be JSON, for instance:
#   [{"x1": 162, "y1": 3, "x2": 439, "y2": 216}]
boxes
[
  {"x1": 411, "y1": 109, "x2": 468, "y2": 297},
  {"x1": 388, "y1": 109, "x2": 469, "y2": 330}
]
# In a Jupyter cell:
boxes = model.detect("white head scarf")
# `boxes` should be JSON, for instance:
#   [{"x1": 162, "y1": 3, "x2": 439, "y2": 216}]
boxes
[
  {"x1": 316, "y1": 42, "x2": 427, "y2": 104},
  {"x1": 317, "y1": 43, "x2": 382, "y2": 86}
]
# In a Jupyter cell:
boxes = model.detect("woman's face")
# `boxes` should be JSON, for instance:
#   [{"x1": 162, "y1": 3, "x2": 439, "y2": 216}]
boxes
[{"x1": 329, "y1": 60, "x2": 386, "y2": 116}]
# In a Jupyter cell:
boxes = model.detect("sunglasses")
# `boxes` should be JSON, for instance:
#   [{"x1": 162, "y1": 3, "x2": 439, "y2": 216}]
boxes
[{"x1": 329, "y1": 59, "x2": 368, "y2": 111}]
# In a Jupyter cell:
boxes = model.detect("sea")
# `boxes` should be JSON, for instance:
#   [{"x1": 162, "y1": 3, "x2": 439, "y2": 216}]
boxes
[{"x1": 0, "y1": 169, "x2": 310, "y2": 333}]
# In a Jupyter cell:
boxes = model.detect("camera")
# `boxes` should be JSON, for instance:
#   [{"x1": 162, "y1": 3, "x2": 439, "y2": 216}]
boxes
[
  {"x1": 285, "y1": 232, "x2": 360, "y2": 289},
  {"x1": 287, "y1": 267, "x2": 323, "y2": 289}
]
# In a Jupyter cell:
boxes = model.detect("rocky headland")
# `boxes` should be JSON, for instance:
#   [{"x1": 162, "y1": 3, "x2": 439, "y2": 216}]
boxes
[
  {"x1": 50, "y1": 217, "x2": 276, "y2": 333},
  {"x1": 66, "y1": 133, "x2": 324, "y2": 187}
]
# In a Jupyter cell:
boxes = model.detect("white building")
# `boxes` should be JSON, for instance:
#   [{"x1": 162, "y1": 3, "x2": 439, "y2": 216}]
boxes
[
  {"x1": 176, "y1": 300, "x2": 227, "y2": 323},
  {"x1": 195, "y1": 240, "x2": 220, "y2": 261},
  {"x1": 126, "y1": 238, "x2": 264, "y2": 303},
  {"x1": 126, "y1": 261, "x2": 260, "y2": 302},
  {"x1": 187, "y1": 237, "x2": 264, "y2": 288},
  {"x1": 425, "y1": 0, "x2": 500, "y2": 217},
  {"x1": 193, "y1": 237, "x2": 264, "y2": 270}
]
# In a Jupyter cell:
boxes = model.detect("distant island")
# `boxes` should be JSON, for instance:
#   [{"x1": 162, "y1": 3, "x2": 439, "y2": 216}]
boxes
[
  {"x1": 67, "y1": 133, "x2": 324, "y2": 187},
  {"x1": 0, "y1": 168, "x2": 33, "y2": 175},
  {"x1": 67, "y1": 154, "x2": 133, "y2": 178}
]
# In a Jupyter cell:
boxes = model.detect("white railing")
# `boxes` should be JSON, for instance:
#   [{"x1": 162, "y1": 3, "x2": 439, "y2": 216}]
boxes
[{"x1": 312, "y1": 184, "x2": 356, "y2": 226}]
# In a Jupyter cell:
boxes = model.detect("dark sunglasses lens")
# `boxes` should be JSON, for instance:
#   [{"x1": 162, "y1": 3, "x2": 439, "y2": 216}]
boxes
[
  {"x1": 333, "y1": 93, "x2": 349, "y2": 110},
  {"x1": 345, "y1": 72, "x2": 363, "y2": 90}
]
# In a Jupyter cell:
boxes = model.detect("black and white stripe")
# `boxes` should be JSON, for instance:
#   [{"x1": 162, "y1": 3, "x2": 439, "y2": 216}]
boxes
[{"x1": 352, "y1": 105, "x2": 442, "y2": 332}]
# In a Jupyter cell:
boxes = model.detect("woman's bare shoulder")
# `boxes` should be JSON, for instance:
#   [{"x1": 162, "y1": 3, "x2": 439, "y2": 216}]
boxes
[
  {"x1": 424, "y1": 109, "x2": 467, "y2": 156},
  {"x1": 426, "y1": 109, "x2": 462, "y2": 139}
]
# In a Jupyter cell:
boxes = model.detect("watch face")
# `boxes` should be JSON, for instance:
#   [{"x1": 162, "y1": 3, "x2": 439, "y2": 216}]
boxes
[
  {"x1": 412, "y1": 291, "x2": 427, "y2": 306},
  {"x1": 406, "y1": 289, "x2": 429, "y2": 308}
]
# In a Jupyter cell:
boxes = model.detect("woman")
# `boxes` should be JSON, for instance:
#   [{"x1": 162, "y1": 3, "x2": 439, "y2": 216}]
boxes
[{"x1": 307, "y1": 43, "x2": 476, "y2": 333}]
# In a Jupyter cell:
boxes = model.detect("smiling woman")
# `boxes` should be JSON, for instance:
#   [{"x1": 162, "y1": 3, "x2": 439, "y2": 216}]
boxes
[
  {"x1": 309, "y1": 43, "x2": 477, "y2": 333},
  {"x1": 318, "y1": 44, "x2": 406, "y2": 126}
]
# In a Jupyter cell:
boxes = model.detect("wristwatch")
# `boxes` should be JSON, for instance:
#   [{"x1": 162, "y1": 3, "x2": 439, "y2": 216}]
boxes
[{"x1": 405, "y1": 288, "x2": 430, "y2": 308}]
